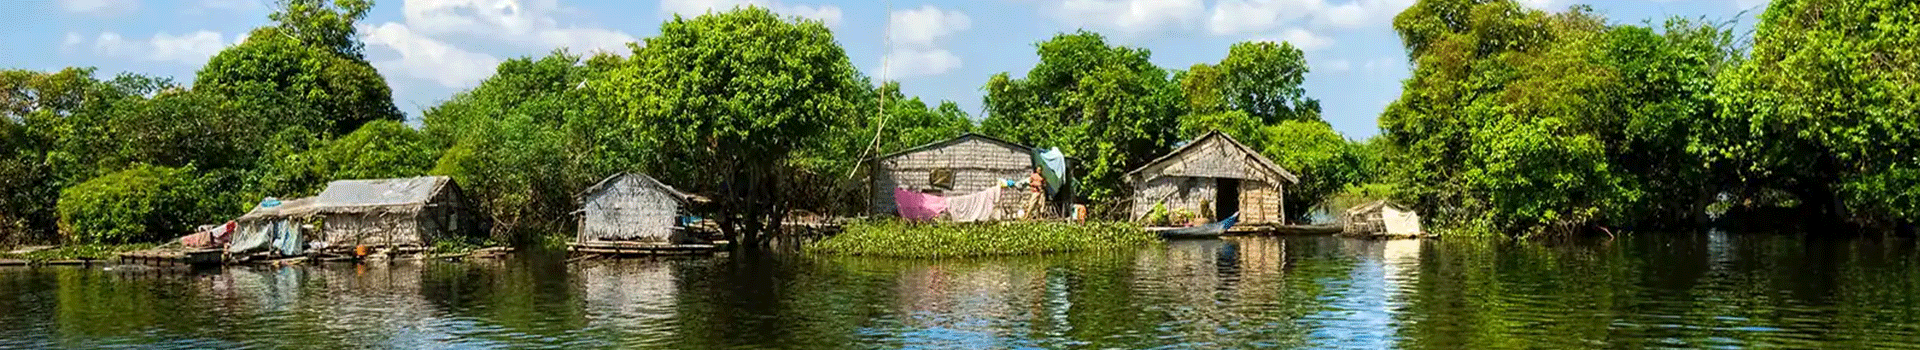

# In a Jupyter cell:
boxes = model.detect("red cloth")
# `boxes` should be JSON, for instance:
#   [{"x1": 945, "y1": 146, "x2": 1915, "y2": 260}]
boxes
[
  {"x1": 893, "y1": 188, "x2": 948, "y2": 221},
  {"x1": 181, "y1": 221, "x2": 237, "y2": 248}
]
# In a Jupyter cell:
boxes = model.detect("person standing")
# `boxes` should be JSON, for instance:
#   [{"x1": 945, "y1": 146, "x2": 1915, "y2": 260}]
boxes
[{"x1": 1023, "y1": 167, "x2": 1047, "y2": 220}]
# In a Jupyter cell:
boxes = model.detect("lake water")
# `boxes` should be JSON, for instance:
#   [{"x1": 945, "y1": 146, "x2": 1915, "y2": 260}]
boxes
[{"x1": 3, "y1": 233, "x2": 1919, "y2": 349}]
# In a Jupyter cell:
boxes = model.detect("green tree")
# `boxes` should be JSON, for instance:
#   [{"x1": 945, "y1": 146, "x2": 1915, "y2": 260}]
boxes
[
  {"x1": 595, "y1": 7, "x2": 864, "y2": 242},
  {"x1": 195, "y1": 0, "x2": 397, "y2": 135},
  {"x1": 1709, "y1": 0, "x2": 1920, "y2": 227},
  {"x1": 1216, "y1": 41, "x2": 1320, "y2": 123},
  {"x1": 980, "y1": 31, "x2": 1184, "y2": 204},
  {"x1": 55, "y1": 165, "x2": 204, "y2": 244}
]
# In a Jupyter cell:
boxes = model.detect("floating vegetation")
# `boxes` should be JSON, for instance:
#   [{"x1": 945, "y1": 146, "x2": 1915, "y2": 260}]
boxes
[
  {"x1": 0, "y1": 243, "x2": 157, "y2": 262},
  {"x1": 808, "y1": 219, "x2": 1156, "y2": 258}
]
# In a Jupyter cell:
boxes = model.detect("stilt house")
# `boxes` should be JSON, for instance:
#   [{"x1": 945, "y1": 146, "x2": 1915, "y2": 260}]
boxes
[
  {"x1": 869, "y1": 134, "x2": 1072, "y2": 220},
  {"x1": 1128, "y1": 131, "x2": 1298, "y2": 226},
  {"x1": 230, "y1": 176, "x2": 482, "y2": 255},
  {"x1": 576, "y1": 173, "x2": 698, "y2": 245}
]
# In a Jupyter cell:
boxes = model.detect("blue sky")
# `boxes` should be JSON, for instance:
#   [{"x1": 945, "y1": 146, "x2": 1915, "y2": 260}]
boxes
[{"x1": 2, "y1": 0, "x2": 1762, "y2": 138}]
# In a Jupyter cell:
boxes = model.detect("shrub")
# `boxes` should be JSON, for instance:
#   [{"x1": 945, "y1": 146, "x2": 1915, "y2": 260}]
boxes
[
  {"x1": 55, "y1": 165, "x2": 203, "y2": 244},
  {"x1": 809, "y1": 219, "x2": 1156, "y2": 258}
]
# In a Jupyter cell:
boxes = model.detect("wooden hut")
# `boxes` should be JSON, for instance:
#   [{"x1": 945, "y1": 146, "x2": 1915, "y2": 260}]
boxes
[
  {"x1": 869, "y1": 134, "x2": 1071, "y2": 220},
  {"x1": 230, "y1": 176, "x2": 482, "y2": 256},
  {"x1": 1342, "y1": 201, "x2": 1423, "y2": 237},
  {"x1": 1127, "y1": 131, "x2": 1298, "y2": 226},
  {"x1": 575, "y1": 173, "x2": 698, "y2": 245}
]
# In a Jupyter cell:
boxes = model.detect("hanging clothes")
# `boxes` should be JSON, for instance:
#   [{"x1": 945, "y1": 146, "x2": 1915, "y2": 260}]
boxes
[
  {"x1": 946, "y1": 187, "x2": 1002, "y2": 222},
  {"x1": 894, "y1": 188, "x2": 948, "y2": 221},
  {"x1": 1035, "y1": 147, "x2": 1067, "y2": 196}
]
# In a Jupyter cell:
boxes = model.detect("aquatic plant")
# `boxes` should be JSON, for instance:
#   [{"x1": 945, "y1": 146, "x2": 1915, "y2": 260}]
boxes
[{"x1": 808, "y1": 219, "x2": 1156, "y2": 258}]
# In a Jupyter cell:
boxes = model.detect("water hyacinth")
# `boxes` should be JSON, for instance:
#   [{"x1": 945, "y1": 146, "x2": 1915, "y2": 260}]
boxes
[{"x1": 808, "y1": 219, "x2": 1156, "y2": 258}]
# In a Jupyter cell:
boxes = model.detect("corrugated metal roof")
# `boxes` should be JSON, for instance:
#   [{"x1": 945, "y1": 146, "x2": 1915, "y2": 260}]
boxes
[{"x1": 316, "y1": 176, "x2": 448, "y2": 207}]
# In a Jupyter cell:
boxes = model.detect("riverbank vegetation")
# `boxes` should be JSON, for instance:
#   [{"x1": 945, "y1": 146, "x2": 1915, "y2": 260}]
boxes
[
  {"x1": 808, "y1": 220, "x2": 1155, "y2": 258},
  {"x1": 3, "y1": 0, "x2": 1917, "y2": 248}
]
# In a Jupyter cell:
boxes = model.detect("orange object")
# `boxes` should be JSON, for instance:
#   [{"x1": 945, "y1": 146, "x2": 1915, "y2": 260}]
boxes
[{"x1": 355, "y1": 245, "x2": 369, "y2": 257}]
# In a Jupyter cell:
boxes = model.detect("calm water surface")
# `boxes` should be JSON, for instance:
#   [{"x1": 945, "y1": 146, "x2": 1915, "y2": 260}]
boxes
[{"x1": 3, "y1": 233, "x2": 1919, "y2": 349}]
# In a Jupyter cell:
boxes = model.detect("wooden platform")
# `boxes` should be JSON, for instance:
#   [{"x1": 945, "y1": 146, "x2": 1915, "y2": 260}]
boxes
[
  {"x1": 1227, "y1": 224, "x2": 1344, "y2": 236},
  {"x1": 118, "y1": 248, "x2": 224, "y2": 266},
  {"x1": 568, "y1": 241, "x2": 727, "y2": 256},
  {"x1": 0, "y1": 259, "x2": 26, "y2": 266}
]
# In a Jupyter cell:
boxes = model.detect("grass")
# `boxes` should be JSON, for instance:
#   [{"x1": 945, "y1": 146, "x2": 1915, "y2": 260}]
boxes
[
  {"x1": 808, "y1": 219, "x2": 1157, "y2": 258},
  {"x1": 0, "y1": 243, "x2": 157, "y2": 262}
]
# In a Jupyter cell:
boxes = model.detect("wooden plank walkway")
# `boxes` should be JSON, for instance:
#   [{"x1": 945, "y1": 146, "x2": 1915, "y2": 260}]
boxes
[
  {"x1": 118, "y1": 248, "x2": 224, "y2": 266},
  {"x1": 568, "y1": 241, "x2": 728, "y2": 256}
]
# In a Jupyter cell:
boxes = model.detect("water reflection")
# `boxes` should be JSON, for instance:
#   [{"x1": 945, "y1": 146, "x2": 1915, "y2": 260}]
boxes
[{"x1": 2, "y1": 234, "x2": 1920, "y2": 349}]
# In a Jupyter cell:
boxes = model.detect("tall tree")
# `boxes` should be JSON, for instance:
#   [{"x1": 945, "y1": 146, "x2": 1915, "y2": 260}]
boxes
[
  {"x1": 1217, "y1": 41, "x2": 1320, "y2": 123},
  {"x1": 195, "y1": 0, "x2": 398, "y2": 135},
  {"x1": 1710, "y1": 0, "x2": 1920, "y2": 227},
  {"x1": 980, "y1": 31, "x2": 1184, "y2": 204},
  {"x1": 595, "y1": 7, "x2": 863, "y2": 243}
]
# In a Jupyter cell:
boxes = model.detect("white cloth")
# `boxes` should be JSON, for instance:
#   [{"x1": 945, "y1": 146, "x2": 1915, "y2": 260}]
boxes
[{"x1": 946, "y1": 188, "x2": 1002, "y2": 222}]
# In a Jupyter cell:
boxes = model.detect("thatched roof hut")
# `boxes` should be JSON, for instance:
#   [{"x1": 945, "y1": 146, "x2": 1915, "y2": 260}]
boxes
[
  {"x1": 1342, "y1": 200, "x2": 1422, "y2": 237},
  {"x1": 1127, "y1": 131, "x2": 1298, "y2": 226},
  {"x1": 576, "y1": 173, "x2": 699, "y2": 245},
  {"x1": 230, "y1": 176, "x2": 482, "y2": 255},
  {"x1": 869, "y1": 134, "x2": 1072, "y2": 220}
]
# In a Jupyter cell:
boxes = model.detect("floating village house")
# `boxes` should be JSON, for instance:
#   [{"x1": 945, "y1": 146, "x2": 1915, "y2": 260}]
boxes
[
  {"x1": 870, "y1": 134, "x2": 1073, "y2": 220},
  {"x1": 1342, "y1": 201, "x2": 1423, "y2": 237},
  {"x1": 229, "y1": 176, "x2": 483, "y2": 256},
  {"x1": 1128, "y1": 131, "x2": 1298, "y2": 226},
  {"x1": 575, "y1": 173, "x2": 699, "y2": 245}
]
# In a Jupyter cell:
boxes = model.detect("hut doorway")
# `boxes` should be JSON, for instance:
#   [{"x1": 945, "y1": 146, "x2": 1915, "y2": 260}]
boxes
[{"x1": 1215, "y1": 178, "x2": 1240, "y2": 221}]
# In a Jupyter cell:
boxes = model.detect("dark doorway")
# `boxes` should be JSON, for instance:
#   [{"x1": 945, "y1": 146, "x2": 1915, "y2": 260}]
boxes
[{"x1": 1215, "y1": 178, "x2": 1240, "y2": 221}]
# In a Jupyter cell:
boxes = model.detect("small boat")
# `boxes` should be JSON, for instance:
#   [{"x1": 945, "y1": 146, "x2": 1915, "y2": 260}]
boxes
[{"x1": 1149, "y1": 213, "x2": 1239, "y2": 239}]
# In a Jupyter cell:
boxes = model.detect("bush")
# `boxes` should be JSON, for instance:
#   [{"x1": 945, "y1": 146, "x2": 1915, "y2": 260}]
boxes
[
  {"x1": 55, "y1": 165, "x2": 203, "y2": 244},
  {"x1": 809, "y1": 219, "x2": 1156, "y2": 258}
]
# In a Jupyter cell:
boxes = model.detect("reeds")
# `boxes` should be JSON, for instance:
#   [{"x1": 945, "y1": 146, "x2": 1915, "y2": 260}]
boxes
[{"x1": 808, "y1": 219, "x2": 1155, "y2": 258}]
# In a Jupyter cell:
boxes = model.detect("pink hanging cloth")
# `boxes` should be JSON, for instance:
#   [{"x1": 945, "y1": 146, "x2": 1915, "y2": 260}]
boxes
[{"x1": 894, "y1": 188, "x2": 949, "y2": 221}]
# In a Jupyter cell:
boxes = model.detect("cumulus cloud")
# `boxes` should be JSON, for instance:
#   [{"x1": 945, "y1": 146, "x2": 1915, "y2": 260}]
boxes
[
  {"x1": 879, "y1": 5, "x2": 970, "y2": 78},
  {"x1": 397, "y1": 0, "x2": 639, "y2": 54},
  {"x1": 1262, "y1": 27, "x2": 1334, "y2": 51},
  {"x1": 58, "y1": 0, "x2": 138, "y2": 17},
  {"x1": 659, "y1": 0, "x2": 844, "y2": 27},
  {"x1": 362, "y1": 23, "x2": 501, "y2": 88},
  {"x1": 1051, "y1": 0, "x2": 1205, "y2": 36},
  {"x1": 883, "y1": 48, "x2": 964, "y2": 80},
  {"x1": 82, "y1": 30, "x2": 229, "y2": 66},
  {"x1": 1210, "y1": 0, "x2": 1414, "y2": 34}
]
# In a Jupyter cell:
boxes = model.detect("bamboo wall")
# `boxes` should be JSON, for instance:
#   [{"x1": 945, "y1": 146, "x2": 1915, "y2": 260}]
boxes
[
  {"x1": 1128, "y1": 134, "x2": 1289, "y2": 225},
  {"x1": 579, "y1": 175, "x2": 685, "y2": 244},
  {"x1": 871, "y1": 137, "x2": 1037, "y2": 218}
]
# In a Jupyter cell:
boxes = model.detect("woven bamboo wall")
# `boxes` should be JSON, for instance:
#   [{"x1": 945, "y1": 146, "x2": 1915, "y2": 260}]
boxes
[
  {"x1": 1128, "y1": 134, "x2": 1289, "y2": 225},
  {"x1": 1239, "y1": 180, "x2": 1282, "y2": 225},
  {"x1": 579, "y1": 175, "x2": 684, "y2": 243},
  {"x1": 871, "y1": 137, "x2": 1036, "y2": 217}
]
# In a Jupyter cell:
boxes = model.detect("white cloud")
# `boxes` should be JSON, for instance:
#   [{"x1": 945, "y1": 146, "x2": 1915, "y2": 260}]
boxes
[
  {"x1": 62, "y1": 32, "x2": 85, "y2": 52},
  {"x1": 1515, "y1": 0, "x2": 1557, "y2": 9},
  {"x1": 880, "y1": 5, "x2": 970, "y2": 79},
  {"x1": 1051, "y1": 0, "x2": 1205, "y2": 36},
  {"x1": 84, "y1": 31, "x2": 229, "y2": 66},
  {"x1": 1361, "y1": 56, "x2": 1404, "y2": 75},
  {"x1": 398, "y1": 0, "x2": 639, "y2": 54},
  {"x1": 1262, "y1": 28, "x2": 1333, "y2": 51},
  {"x1": 1210, "y1": 0, "x2": 1414, "y2": 34},
  {"x1": 58, "y1": 0, "x2": 138, "y2": 17},
  {"x1": 1320, "y1": 59, "x2": 1352, "y2": 73},
  {"x1": 883, "y1": 48, "x2": 964, "y2": 79},
  {"x1": 659, "y1": 0, "x2": 844, "y2": 27},
  {"x1": 192, "y1": 0, "x2": 259, "y2": 12},
  {"x1": 891, "y1": 5, "x2": 970, "y2": 47},
  {"x1": 362, "y1": 23, "x2": 501, "y2": 88}
]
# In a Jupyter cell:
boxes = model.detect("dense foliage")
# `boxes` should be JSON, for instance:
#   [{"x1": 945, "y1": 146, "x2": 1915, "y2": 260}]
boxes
[
  {"x1": 809, "y1": 220, "x2": 1155, "y2": 258},
  {"x1": 9, "y1": 0, "x2": 1919, "y2": 246},
  {"x1": 55, "y1": 165, "x2": 206, "y2": 244}
]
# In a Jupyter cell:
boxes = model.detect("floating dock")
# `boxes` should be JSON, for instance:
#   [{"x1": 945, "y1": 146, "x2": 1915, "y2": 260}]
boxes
[
  {"x1": 568, "y1": 241, "x2": 729, "y2": 256},
  {"x1": 118, "y1": 248, "x2": 224, "y2": 266}
]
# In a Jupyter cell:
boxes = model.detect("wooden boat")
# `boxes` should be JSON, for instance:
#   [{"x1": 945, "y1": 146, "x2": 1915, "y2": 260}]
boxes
[{"x1": 1148, "y1": 213, "x2": 1239, "y2": 239}]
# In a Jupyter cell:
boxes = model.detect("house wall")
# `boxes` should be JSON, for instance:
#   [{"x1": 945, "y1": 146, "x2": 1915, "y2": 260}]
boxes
[
  {"x1": 871, "y1": 137, "x2": 1037, "y2": 219},
  {"x1": 579, "y1": 175, "x2": 685, "y2": 243},
  {"x1": 1131, "y1": 176, "x2": 1285, "y2": 226}
]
